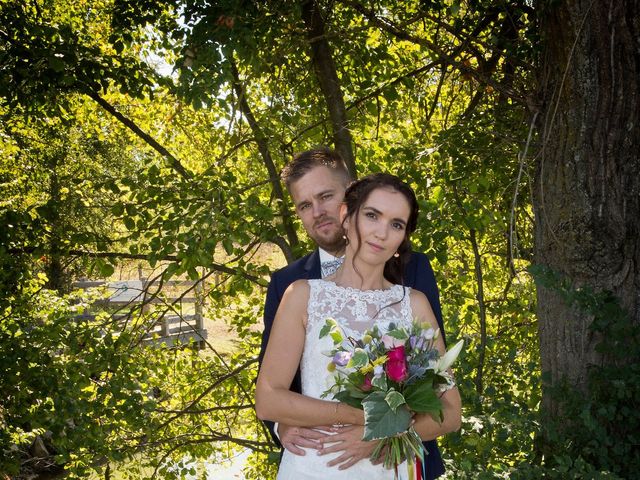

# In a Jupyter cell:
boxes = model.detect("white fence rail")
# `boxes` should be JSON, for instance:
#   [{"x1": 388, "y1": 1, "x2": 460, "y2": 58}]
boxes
[{"x1": 73, "y1": 277, "x2": 208, "y2": 348}]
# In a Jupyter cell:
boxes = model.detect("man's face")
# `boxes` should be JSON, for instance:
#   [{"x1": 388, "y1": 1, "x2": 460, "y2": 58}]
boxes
[{"x1": 289, "y1": 166, "x2": 347, "y2": 255}]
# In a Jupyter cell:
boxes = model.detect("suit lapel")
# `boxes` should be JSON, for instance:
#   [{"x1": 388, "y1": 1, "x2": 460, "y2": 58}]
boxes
[{"x1": 303, "y1": 249, "x2": 322, "y2": 279}]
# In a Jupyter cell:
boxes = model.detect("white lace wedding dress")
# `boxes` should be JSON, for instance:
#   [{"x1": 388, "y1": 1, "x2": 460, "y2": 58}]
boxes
[{"x1": 276, "y1": 279, "x2": 413, "y2": 479}]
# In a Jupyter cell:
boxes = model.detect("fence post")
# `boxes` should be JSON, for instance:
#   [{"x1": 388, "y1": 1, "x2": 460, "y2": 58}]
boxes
[{"x1": 195, "y1": 278, "x2": 205, "y2": 348}]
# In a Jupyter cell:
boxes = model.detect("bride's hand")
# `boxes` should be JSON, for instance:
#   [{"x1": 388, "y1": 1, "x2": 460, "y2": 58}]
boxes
[
  {"x1": 278, "y1": 424, "x2": 331, "y2": 456},
  {"x1": 316, "y1": 425, "x2": 381, "y2": 470}
]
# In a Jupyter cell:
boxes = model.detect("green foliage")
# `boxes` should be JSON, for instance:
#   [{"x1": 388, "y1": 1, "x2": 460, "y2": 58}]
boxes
[
  {"x1": 0, "y1": 0, "x2": 543, "y2": 475},
  {"x1": 418, "y1": 99, "x2": 541, "y2": 477},
  {"x1": 0, "y1": 277, "x2": 156, "y2": 476},
  {"x1": 0, "y1": 272, "x2": 269, "y2": 478},
  {"x1": 362, "y1": 391, "x2": 412, "y2": 440},
  {"x1": 2, "y1": 0, "x2": 632, "y2": 478},
  {"x1": 0, "y1": 0, "x2": 158, "y2": 114}
]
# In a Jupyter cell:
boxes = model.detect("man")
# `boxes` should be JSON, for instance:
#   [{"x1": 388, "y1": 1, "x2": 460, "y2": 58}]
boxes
[{"x1": 259, "y1": 147, "x2": 448, "y2": 479}]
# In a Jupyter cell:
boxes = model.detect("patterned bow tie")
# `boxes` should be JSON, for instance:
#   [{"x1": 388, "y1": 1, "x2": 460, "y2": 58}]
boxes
[{"x1": 321, "y1": 258, "x2": 344, "y2": 277}]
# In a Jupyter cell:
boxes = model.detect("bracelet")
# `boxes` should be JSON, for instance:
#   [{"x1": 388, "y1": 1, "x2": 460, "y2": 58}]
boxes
[{"x1": 333, "y1": 402, "x2": 344, "y2": 427}]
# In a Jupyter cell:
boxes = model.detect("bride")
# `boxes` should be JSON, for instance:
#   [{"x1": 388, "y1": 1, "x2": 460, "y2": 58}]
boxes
[{"x1": 256, "y1": 173, "x2": 461, "y2": 479}]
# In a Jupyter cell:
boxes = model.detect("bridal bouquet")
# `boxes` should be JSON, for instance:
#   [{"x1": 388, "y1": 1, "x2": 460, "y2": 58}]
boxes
[{"x1": 320, "y1": 319, "x2": 463, "y2": 475}]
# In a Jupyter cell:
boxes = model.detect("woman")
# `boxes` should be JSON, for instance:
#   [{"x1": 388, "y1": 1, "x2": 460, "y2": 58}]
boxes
[{"x1": 256, "y1": 173, "x2": 461, "y2": 479}]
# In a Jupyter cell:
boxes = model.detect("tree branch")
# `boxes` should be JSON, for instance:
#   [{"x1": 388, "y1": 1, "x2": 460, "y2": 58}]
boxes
[
  {"x1": 85, "y1": 90, "x2": 192, "y2": 180},
  {"x1": 10, "y1": 247, "x2": 266, "y2": 285},
  {"x1": 155, "y1": 357, "x2": 258, "y2": 430},
  {"x1": 301, "y1": 0, "x2": 356, "y2": 179},
  {"x1": 285, "y1": 60, "x2": 441, "y2": 149},
  {"x1": 469, "y1": 228, "x2": 487, "y2": 397},
  {"x1": 228, "y1": 56, "x2": 300, "y2": 255},
  {"x1": 340, "y1": 0, "x2": 526, "y2": 105}
]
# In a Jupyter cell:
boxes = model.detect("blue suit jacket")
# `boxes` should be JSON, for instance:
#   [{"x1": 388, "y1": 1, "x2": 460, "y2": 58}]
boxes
[{"x1": 259, "y1": 250, "x2": 446, "y2": 479}]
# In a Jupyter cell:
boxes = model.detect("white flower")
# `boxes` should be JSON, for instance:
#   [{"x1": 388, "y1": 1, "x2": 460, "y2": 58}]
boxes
[
  {"x1": 436, "y1": 339, "x2": 464, "y2": 373},
  {"x1": 422, "y1": 328, "x2": 436, "y2": 340},
  {"x1": 381, "y1": 334, "x2": 404, "y2": 349}
]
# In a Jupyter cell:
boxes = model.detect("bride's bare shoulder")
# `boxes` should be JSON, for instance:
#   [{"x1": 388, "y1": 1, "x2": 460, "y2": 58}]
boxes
[{"x1": 281, "y1": 279, "x2": 311, "y2": 304}]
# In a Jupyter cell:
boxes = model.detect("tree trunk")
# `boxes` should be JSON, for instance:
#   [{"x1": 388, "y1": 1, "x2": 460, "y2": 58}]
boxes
[
  {"x1": 46, "y1": 162, "x2": 65, "y2": 293},
  {"x1": 469, "y1": 228, "x2": 487, "y2": 397},
  {"x1": 534, "y1": 0, "x2": 640, "y2": 417},
  {"x1": 301, "y1": 0, "x2": 357, "y2": 179},
  {"x1": 229, "y1": 57, "x2": 299, "y2": 262}
]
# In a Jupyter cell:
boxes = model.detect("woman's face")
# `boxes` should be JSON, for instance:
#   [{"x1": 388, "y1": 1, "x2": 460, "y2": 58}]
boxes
[{"x1": 342, "y1": 187, "x2": 411, "y2": 265}]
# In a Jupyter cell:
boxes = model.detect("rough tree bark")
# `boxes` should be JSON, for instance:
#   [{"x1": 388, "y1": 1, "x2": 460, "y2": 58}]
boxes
[{"x1": 534, "y1": 0, "x2": 640, "y2": 416}]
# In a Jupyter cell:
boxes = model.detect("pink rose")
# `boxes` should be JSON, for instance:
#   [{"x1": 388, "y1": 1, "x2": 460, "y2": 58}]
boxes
[
  {"x1": 361, "y1": 374, "x2": 373, "y2": 392},
  {"x1": 385, "y1": 345, "x2": 408, "y2": 382}
]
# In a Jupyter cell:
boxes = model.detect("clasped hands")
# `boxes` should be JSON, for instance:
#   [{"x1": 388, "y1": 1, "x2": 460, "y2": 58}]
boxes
[{"x1": 277, "y1": 423, "x2": 384, "y2": 470}]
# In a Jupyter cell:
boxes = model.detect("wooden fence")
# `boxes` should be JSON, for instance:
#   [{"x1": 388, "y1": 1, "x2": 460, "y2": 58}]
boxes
[{"x1": 73, "y1": 277, "x2": 208, "y2": 348}]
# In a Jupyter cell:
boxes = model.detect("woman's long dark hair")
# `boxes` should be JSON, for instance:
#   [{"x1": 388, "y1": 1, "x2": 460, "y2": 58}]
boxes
[{"x1": 342, "y1": 173, "x2": 419, "y2": 285}]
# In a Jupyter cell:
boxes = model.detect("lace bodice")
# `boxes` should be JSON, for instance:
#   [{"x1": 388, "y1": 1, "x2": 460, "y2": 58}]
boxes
[{"x1": 301, "y1": 279, "x2": 414, "y2": 399}]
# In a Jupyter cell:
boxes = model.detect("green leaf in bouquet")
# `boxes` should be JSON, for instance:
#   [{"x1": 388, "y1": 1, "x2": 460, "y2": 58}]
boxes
[
  {"x1": 385, "y1": 390, "x2": 406, "y2": 412},
  {"x1": 330, "y1": 329, "x2": 344, "y2": 344},
  {"x1": 345, "y1": 385, "x2": 368, "y2": 399},
  {"x1": 404, "y1": 381, "x2": 443, "y2": 419},
  {"x1": 319, "y1": 323, "x2": 332, "y2": 339},
  {"x1": 372, "y1": 374, "x2": 387, "y2": 390},
  {"x1": 347, "y1": 370, "x2": 365, "y2": 387},
  {"x1": 347, "y1": 348, "x2": 369, "y2": 369},
  {"x1": 333, "y1": 390, "x2": 364, "y2": 409},
  {"x1": 362, "y1": 391, "x2": 412, "y2": 441},
  {"x1": 432, "y1": 372, "x2": 450, "y2": 386},
  {"x1": 386, "y1": 328, "x2": 409, "y2": 340}
]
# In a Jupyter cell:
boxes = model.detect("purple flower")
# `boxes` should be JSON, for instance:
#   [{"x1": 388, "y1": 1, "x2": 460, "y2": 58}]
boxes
[
  {"x1": 409, "y1": 335, "x2": 424, "y2": 350},
  {"x1": 333, "y1": 351, "x2": 352, "y2": 367}
]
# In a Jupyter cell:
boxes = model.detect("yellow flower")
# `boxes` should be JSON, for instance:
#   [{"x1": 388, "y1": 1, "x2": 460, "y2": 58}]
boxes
[
  {"x1": 360, "y1": 354, "x2": 388, "y2": 374},
  {"x1": 372, "y1": 355, "x2": 388, "y2": 367}
]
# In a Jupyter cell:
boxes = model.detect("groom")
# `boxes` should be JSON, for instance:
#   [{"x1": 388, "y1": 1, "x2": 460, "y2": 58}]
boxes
[{"x1": 259, "y1": 147, "x2": 448, "y2": 479}]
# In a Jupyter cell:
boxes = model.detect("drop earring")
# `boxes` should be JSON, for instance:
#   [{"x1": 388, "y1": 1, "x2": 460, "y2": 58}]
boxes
[{"x1": 393, "y1": 252, "x2": 400, "y2": 258}]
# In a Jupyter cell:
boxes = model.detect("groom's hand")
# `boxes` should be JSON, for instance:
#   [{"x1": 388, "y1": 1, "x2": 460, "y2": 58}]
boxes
[
  {"x1": 317, "y1": 425, "x2": 381, "y2": 470},
  {"x1": 278, "y1": 424, "x2": 330, "y2": 456}
]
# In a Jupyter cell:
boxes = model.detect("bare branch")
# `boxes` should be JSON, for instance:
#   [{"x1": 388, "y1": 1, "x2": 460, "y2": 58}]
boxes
[
  {"x1": 339, "y1": 0, "x2": 526, "y2": 104},
  {"x1": 85, "y1": 90, "x2": 193, "y2": 180}
]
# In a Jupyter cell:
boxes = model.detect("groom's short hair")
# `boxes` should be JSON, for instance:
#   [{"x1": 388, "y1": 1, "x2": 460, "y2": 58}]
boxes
[{"x1": 281, "y1": 147, "x2": 352, "y2": 191}]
